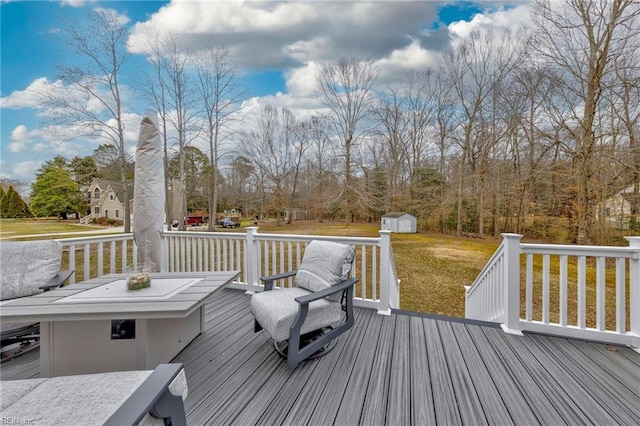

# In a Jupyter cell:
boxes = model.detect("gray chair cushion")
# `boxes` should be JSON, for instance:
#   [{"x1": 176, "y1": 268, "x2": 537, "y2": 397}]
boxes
[
  {"x1": 250, "y1": 287, "x2": 344, "y2": 342},
  {"x1": 295, "y1": 240, "x2": 354, "y2": 301},
  {"x1": 0, "y1": 368, "x2": 188, "y2": 425},
  {"x1": 0, "y1": 240, "x2": 63, "y2": 301}
]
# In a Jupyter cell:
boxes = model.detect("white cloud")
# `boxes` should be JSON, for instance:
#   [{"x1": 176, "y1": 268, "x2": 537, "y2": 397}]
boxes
[
  {"x1": 448, "y1": 5, "x2": 531, "y2": 39},
  {"x1": 11, "y1": 161, "x2": 42, "y2": 180},
  {"x1": 8, "y1": 125, "x2": 41, "y2": 153},
  {"x1": 374, "y1": 39, "x2": 440, "y2": 84},
  {"x1": 284, "y1": 62, "x2": 321, "y2": 98},
  {"x1": 0, "y1": 77, "x2": 50, "y2": 109},
  {"x1": 128, "y1": 1, "x2": 440, "y2": 69},
  {"x1": 60, "y1": 0, "x2": 93, "y2": 7}
]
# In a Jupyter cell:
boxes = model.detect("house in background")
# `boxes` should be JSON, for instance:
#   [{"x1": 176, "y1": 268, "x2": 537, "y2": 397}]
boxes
[
  {"x1": 603, "y1": 184, "x2": 640, "y2": 229},
  {"x1": 81, "y1": 179, "x2": 132, "y2": 224},
  {"x1": 381, "y1": 212, "x2": 417, "y2": 233}
]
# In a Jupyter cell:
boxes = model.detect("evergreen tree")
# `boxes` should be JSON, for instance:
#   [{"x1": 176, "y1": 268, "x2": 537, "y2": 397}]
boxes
[
  {"x1": 1, "y1": 186, "x2": 33, "y2": 218},
  {"x1": 0, "y1": 187, "x2": 5, "y2": 217},
  {"x1": 29, "y1": 165, "x2": 87, "y2": 219}
]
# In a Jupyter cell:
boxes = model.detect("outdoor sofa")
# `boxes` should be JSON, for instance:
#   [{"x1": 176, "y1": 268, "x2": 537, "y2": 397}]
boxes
[
  {"x1": 1, "y1": 363, "x2": 188, "y2": 425},
  {"x1": 0, "y1": 240, "x2": 73, "y2": 359}
]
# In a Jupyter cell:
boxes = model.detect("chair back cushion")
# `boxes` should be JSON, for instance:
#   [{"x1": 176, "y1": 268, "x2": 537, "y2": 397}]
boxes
[
  {"x1": 295, "y1": 240, "x2": 354, "y2": 299},
  {"x1": 0, "y1": 240, "x2": 63, "y2": 301}
]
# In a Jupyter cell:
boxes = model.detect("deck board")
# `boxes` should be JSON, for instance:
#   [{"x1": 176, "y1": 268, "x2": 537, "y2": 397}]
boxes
[
  {"x1": 2, "y1": 288, "x2": 640, "y2": 425},
  {"x1": 408, "y1": 316, "x2": 436, "y2": 426}
]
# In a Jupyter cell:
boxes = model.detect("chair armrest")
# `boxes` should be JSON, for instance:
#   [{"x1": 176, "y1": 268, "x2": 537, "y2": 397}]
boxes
[
  {"x1": 40, "y1": 270, "x2": 73, "y2": 291},
  {"x1": 295, "y1": 277, "x2": 358, "y2": 305},
  {"x1": 260, "y1": 270, "x2": 297, "y2": 291},
  {"x1": 104, "y1": 363, "x2": 186, "y2": 426}
]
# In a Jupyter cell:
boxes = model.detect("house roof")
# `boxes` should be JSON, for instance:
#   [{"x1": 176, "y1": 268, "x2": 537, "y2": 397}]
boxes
[{"x1": 91, "y1": 178, "x2": 133, "y2": 203}]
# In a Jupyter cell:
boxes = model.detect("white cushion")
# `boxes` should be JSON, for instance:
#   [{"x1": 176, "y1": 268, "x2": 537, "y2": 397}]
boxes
[{"x1": 0, "y1": 241, "x2": 62, "y2": 301}]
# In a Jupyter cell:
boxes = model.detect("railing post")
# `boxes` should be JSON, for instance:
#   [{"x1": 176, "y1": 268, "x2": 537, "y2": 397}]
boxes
[
  {"x1": 501, "y1": 233, "x2": 523, "y2": 336},
  {"x1": 625, "y1": 236, "x2": 640, "y2": 350},
  {"x1": 377, "y1": 230, "x2": 393, "y2": 316},
  {"x1": 245, "y1": 227, "x2": 261, "y2": 294}
]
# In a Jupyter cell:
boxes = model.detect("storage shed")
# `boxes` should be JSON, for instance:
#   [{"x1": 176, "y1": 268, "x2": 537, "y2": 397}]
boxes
[{"x1": 381, "y1": 212, "x2": 417, "y2": 233}]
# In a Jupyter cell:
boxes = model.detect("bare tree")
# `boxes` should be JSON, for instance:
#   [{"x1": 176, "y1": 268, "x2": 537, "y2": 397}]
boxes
[
  {"x1": 240, "y1": 105, "x2": 306, "y2": 222},
  {"x1": 193, "y1": 42, "x2": 244, "y2": 230},
  {"x1": 141, "y1": 33, "x2": 200, "y2": 230},
  {"x1": 609, "y1": 44, "x2": 640, "y2": 231},
  {"x1": 442, "y1": 26, "x2": 527, "y2": 237},
  {"x1": 531, "y1": 0, "x2": 640, "y2": 243},
  {"x1": 317, "y1": 56, "x2": 377, "y2": 221},
  {"x1": 42, "y1": 9, "x2": 132, "y2": 231}
]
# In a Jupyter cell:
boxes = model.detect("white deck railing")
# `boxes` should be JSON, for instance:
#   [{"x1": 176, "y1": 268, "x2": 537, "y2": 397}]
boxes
[
  {"x1": 466, "y1": 233, "x2": 640, "y2": 349},
  {"x1": 56, "y1": 227, "x2": 400, "y2": 315}
]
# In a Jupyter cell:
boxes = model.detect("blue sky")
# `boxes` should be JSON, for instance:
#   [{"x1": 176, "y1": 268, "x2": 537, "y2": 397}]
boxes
[{"x1": 0, "y1": 1, "x2": 527, "y2": 194}]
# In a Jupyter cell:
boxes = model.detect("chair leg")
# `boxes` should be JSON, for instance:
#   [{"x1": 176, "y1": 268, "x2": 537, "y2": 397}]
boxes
[{"x1": 254, "y1": 320, "x2": 263, "y2": 333}]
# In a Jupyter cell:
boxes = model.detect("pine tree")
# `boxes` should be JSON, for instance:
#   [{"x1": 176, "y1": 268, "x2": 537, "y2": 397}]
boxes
[{"x1": 0, "y1": 186, "x2": 33, "y2": 218}]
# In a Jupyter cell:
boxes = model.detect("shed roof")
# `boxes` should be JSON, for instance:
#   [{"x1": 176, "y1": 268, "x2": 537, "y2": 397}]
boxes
[{"x1": 382, "y1": 212, "x2": 414, "y2": 218}]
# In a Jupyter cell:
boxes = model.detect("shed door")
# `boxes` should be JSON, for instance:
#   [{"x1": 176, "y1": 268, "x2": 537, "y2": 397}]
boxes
[{"x1": 398, "y1": 219, "x2": 412, "y2": 233}]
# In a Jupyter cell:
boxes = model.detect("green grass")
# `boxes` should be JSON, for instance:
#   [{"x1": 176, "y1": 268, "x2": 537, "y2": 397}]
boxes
[
  {"x1": 0, "y1": 218, "x2": 117, "y2": 240},
  {"x1": 251, "y1": 220, "x2": 500, "y2": 317}
]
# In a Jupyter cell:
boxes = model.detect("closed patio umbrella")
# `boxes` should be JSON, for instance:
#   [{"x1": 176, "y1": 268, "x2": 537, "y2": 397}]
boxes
[{"x1": 132, "y1": 109, "x2": 164, "y2": 272}]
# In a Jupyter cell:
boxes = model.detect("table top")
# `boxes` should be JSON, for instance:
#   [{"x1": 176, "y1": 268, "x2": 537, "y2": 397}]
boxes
[{"x1": 0, "y1": 271, "x2": 240, "y2": 322}]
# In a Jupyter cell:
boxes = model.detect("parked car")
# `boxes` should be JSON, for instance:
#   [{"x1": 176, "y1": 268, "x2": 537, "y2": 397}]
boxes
[
  {"x1": 220, "y1": 218, "x2": 240, "y2": 228},
  {"x1": 186, "y1": 216, "x2": 206, "y2": 226},
  {"x1": 172, "y1": 216, "x2": 207, "y2": 227}
]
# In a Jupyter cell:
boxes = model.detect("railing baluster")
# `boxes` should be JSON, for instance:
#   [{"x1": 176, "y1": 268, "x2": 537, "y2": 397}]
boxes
[
  {"x1": 596, "y1": 256, "x2": 606, "y2": 331},
  {"x1": 615, "y1": 257, "x2": 626, "y2": 334},
  {"x1": 361, "y1": 245, "x2": 367, "y2": 300},
  {"x1": 577, "y1": 256, "x2": 586, "y2": 329},
  {"x1": 110, "y1": 240, "x2": 116, "y2": 274},
  {"x1": 97, "y1": 242, "x2": 104, "y2": 277},
  {"x1": 372, "y1": 245, "x2": 378, "y2": 302},
  {"x1": 68, "y1": 244, "x2": 77, "y2": 284},
  {"x1": 543, "y1": 254, "x2": 550, "y2": 324},
  {"x1": 83, "y1": 243, "x2": 91, "y2": 281},
  {"x1": 559, "y1": 255, "x2": 568, "y2": 327},
  {"x1": 526, "y1": 253, "x2": 533, "y2": 322}
]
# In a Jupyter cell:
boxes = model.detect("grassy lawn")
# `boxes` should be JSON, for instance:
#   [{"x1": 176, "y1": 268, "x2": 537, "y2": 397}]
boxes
[
  {"x1": 0, "y1": 218, "x2": 118, "y2": 240},
  {"x1": 254, "y1": 220, "x2": 500, "y2": 317}
]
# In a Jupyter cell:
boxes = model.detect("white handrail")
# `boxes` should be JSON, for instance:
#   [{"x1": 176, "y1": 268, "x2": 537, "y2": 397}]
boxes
[
  {"x1": 56, "y1": 227, "x2": 399, "y2": 314},
  {"x1": 466, "y1": 234, "x2": 640, "y2": 349}
]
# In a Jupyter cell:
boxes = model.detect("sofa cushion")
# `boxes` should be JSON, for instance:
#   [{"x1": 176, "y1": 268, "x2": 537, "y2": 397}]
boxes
[
  {"x1": 0, "y1": 241, "x2": 63, "y2": 301},
  {"x1": 295, "y1": 240, "x2": 354, "y2": 301},
  {"x1": 0, "y1": 368, "x2": 188, "y2": 425},
  {"x1": 250, "y1": 287, "x2": 344, "y2": 342}
]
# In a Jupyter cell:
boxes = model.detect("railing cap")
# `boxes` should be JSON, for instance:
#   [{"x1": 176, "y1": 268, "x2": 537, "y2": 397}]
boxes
[
  {"x1": 625, "y1": 236, "x2": 640, "y2": 248},
  {"x1": 501, "y1": 233, "x2": 523, "y2": 240}
]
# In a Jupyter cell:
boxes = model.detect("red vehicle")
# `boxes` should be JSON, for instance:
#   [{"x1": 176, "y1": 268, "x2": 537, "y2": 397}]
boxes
[
  {"x1": 185, "y1": 216, "x2": 206, "y2": 226},
  {"x1": 172, "y1": 216, "x2": 207, "y2": 227}
]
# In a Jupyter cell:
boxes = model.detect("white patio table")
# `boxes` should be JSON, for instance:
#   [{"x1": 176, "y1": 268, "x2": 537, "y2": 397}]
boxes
[{"x1": 0, "y1": 271, "x2": 239, "y2": 377}]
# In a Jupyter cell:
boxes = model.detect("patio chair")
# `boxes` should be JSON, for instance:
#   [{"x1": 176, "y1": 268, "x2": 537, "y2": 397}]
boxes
[
  {"x1": 250, "y1": 240, "x2": 358, "y2": 370},
  {"x1": 1, "y1": 363, "x2": 188, "y2": 425},
  {"x1": 1, "y1": 240, "x2": 73, "y2": 360}
]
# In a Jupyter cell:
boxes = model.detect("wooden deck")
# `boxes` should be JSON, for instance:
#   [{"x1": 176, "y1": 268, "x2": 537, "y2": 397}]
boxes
[{"x1": 3, "y1": 288, "x2": 640, "y2": 425}]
